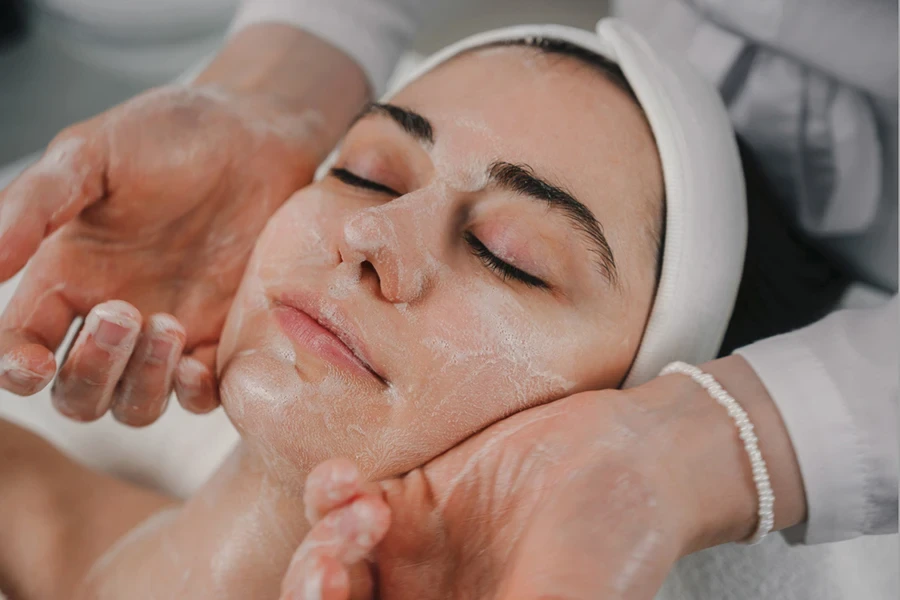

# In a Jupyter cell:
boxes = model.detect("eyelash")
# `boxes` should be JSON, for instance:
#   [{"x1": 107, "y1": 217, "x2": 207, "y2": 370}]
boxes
[
  {"x1": 464, "y1": 232, "x2": 548, "y2": 289},
  {"x1": 330, "y1": 167, "x2": 400, "y2": 196},
  {"x1": 331, "y1": 166, "x2": 547, "y2": 290}
]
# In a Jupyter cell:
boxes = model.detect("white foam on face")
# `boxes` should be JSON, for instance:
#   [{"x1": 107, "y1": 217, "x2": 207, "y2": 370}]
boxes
[
  {"x1": 327, "y1": 262, "x2": 361, "y2": 300},
  {"x1": 214, "y1": 100, "x2": 607, "y2": 487}
]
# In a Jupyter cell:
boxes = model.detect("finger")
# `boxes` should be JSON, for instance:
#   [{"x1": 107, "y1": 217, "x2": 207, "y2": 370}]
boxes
[
  {"x1": 110, "y1": 314, "x2": 186, "y2": 427},
  {"x1": 304, "y1": 459, "x2": 363, "y2": 525},
  {"x1": 282, "y1": 497, "x2": 389, "y2": 600},
  {"x1": 0, "y1": 340, "x2": 56, "y2": 396},
  {"x1": 280, "y1": 554, "x2": 351, "y2": 600},
  {"x1": 299, "y1": 497, "x2": 391, "y2": 566},
  {"x1": 0, "y1": 278, "x2": 79, "y2": 395},
  {"x1": 51, "y1": 300, "x2": 142, "y2": 421},
  {"x1": 0, "y1": 131, "x2": 105, "y2": 282},
  {"x1": 173, "y1": 345, "x2": 219, "y2": 414}
]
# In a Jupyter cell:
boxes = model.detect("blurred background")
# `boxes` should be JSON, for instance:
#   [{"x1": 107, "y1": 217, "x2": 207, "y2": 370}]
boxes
[{"x1": 0, "y1": 0, "x2": 607, "y2": 166}]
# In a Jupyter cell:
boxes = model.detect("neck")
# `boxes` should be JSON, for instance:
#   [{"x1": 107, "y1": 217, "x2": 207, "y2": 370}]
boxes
[{"x1": 164, "y1": 442, "x2": 314, "y2": 597}]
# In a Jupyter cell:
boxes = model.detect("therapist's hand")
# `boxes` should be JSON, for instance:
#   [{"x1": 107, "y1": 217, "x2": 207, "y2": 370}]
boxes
[
  {"x1": 0, "y1": 24, "x2": 369, "y2": 425},
  {"x1": 282, "y1": 356, "x2": 807, "y2": 600}
]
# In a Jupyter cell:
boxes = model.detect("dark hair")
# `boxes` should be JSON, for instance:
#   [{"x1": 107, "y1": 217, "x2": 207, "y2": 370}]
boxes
[
  {"x1": 718, "y1": 138, "x2": 850, "y2": 354},
  {"x1": 497, "y1": 36, "x2": 850, "y2": 351}
]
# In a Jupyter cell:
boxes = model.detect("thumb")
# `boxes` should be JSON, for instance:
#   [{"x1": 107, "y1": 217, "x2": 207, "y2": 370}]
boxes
[{"x1": 0, "y1": 129, "x2": 106, "y2": 282}]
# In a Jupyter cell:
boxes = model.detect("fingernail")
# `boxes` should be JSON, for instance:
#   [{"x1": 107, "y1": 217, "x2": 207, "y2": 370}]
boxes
[
  {"x1": 174, "y1": 357, "x2": 213, "y2": 412},
  {"x1": 147, "y1": 338, "x2": 175, "y2": 364},
  {"x1": 87, "y1": 301, "x2": 140, "y2": 350},
  {"x1": 146, "y1": 315, "x2": 183, "y2": 364},
  {"x1": 6, "y1": 368, "x2": 41, "y2": 387},
  {"x1": 95, "y1": 319, "x2": 131, "y2": 347},
  {"x1": 4, "y1": 365, "x2": 50, "y2": 391},
  {"x1": 176, "y1": 357, "x2": 206, "y2": 388},
  {"x1": 0, "y1": 352, "x2": 52, "y2": 392}
]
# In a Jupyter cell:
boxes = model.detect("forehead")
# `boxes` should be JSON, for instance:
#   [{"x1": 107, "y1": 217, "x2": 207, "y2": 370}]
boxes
[{"x1": 389, "y1": 45, "x2": 664, "y2": 283}]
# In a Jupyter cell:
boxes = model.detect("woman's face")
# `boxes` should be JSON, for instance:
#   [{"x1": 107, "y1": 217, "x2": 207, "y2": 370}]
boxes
[{"x1": 217, "y1": 46, "x2": 664, "y2": 477}]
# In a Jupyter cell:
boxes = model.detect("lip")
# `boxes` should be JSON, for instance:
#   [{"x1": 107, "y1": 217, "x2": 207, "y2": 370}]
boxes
[{"x1": 273, "y1": 293, "x2": 386, "y2": 385}]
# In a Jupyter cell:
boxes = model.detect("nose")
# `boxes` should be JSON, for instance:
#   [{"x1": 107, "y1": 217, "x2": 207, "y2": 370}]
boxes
[{"x1": 338, "y1": 197, "x2": 440, "y2": 304}]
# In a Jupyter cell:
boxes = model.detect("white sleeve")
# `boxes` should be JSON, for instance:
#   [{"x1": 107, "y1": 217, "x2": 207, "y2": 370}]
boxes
[
  {"x1": 686, "y1": 0, "x2": 898, "y2": 100},
  {"x1": 736, "y1": 297, "x2": 899, "y2": 544},
  {"x1": 230, "y1": 0, "x2": 438, "y2": 96}
]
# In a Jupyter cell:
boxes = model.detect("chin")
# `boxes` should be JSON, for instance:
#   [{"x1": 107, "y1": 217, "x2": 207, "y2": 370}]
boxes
[
  {"x1": 218, "y1": 349, "x2": 304, "y2": 435},
  {"x1": 216, "y1": 341, "x2": 378, "y2": 473}
]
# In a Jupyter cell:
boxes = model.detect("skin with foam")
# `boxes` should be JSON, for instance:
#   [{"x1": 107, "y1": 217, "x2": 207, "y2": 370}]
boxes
[{"x1": 6, "y1": 44, "x2": 664, "y2": 599}]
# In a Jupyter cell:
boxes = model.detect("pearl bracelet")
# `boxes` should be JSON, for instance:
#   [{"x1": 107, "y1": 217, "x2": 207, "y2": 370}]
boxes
[{"x1": 659, "y1": 361, "x2": 774, "y2": 544}]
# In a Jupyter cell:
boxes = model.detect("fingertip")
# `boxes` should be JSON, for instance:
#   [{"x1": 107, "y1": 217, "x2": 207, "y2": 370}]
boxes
[
  {"x1": 147, "y1": 313, "x2": 186, "y2": 340},
  {"x1": 91, "y1": 300, "x2": 142, "y2": 328},
  {"x1": 351, "y1": 496, "x2": 391, "y2": 548},
  {"x1": 322, "y1": 558, "x2": 351, "y2": 600},
  {"x1": 304, "y1": 459, "x2": 362, "y2": 523},
  {"x1": 0, "y1": 345, "x2": 56, "y2": 396},
  {"x1": 282, "y1": 555, "x2": 349, "y2": 600},
  {"x1": 173, "y1": 356, "x2": 219, "y2": 413}
]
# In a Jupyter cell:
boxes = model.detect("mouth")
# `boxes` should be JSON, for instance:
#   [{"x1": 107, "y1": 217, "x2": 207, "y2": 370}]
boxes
[{"x1": 273, "y1": 294, "x2": 387, "y2": 385}]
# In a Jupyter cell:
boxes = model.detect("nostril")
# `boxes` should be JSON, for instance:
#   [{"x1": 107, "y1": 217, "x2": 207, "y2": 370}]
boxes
[{"x1": 360, "y1": 260, "x2": 378, "y2": 282}]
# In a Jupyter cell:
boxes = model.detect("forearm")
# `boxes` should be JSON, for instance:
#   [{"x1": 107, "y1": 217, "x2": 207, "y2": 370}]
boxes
[
  {"x1": 637, "y1": 354, "x2": 806, "y2": 555},
  {"x1": 0, "y1": 418, "x2": 175, "y2": 599},
  {"x1": 688, "y1": 355, "x2": 806, "y2": 550},
  {"x1": 230, "y1": 0, "x2": 437, "y2": 97},
  {"x1": 194, "y1": 23, "x2": 371, "y2": 162},
  {"x1": 647, "y1": 296, "x2": 898, "y2": 553}
]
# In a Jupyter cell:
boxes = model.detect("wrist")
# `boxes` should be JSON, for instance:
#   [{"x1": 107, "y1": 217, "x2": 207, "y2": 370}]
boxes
[
  {"x1": 635, "y1": 355, "x2": 806, "y2": 555},
  {"x1": 194, "y1": 23, "x2": 370, "y2": 159}
]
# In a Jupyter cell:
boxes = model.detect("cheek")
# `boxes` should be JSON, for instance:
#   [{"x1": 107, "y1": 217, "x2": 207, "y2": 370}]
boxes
[
  {"x1": 367, "y1": 281, "x2": 581, "y2": 472},
  {"x1": 217, "y1": 187, "x2": 340, "y2": 370}
]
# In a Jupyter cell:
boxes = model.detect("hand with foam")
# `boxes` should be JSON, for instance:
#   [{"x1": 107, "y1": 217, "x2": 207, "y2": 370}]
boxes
[
  {"x1": 283, "y1": 357, "x2": 803, "y2": 600},
  {"x1": 0, "y1": 24, "x2": 369, "y2": 425},
  {"x1": 282, "y1": 393, "x2": 691, "y2": 600}
]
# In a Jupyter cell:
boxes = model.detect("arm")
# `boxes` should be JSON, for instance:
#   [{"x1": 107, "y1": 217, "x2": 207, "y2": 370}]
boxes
[
  {"x1": 274, "y1": 356, "x2": 809, "y2": 599},
  {"x1": 685, "y1": 0, "x2": 898, "y2": 99},
  {"x1": 276, "y1": 306, "x2": 895, "y2": 597},
  {"x1": 231, "y1": 0, "x2": 441, "y2": 97},
  {"x1": 0, "y1": 419, "x2": 175, "y2": 599},
  {"x1": 735, "y1": 296, "x2": 899, "y2": 543},
  {"x1": 194, "y1": 21, "x2": 371, "y2": 161}
]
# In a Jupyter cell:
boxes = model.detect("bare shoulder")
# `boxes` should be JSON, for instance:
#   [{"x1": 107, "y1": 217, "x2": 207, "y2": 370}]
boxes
[{"x1": 0, "y1": 418, "x2": 176, "y2": 600}]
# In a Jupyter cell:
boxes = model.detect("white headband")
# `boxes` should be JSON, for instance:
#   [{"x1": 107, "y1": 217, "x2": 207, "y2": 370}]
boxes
[{"x1": 386, "y1": 18, "x2": 747, "y2": 387}]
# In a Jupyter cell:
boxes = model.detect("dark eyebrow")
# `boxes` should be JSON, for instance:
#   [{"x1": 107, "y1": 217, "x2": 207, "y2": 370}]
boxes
[
  {"x1": 354, "y1": 102, "x2": 435, "y2": 146},
  {"x1": 488, "y1": 161, "x2": 618, "y2": 287}
]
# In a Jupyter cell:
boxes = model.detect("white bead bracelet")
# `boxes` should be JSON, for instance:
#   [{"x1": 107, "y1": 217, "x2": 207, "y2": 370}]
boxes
[{"x1": 659, "y1": 361, "x2": 774, "y2": 544}]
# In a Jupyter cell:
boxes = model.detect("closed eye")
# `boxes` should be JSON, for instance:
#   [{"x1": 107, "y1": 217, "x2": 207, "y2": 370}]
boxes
[
  {"x1": 464, "y1": 232, "x2": 548, "y2": 290},
  {"x1": 330, "y1": 167, "x2": 400, "y2": 196}
]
